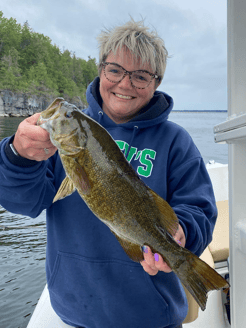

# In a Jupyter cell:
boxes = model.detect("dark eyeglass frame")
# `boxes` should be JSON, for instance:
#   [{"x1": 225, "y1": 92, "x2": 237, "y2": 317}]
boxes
[{"x1": 102, "y1": 62, "x2": 159, "y2": 89}]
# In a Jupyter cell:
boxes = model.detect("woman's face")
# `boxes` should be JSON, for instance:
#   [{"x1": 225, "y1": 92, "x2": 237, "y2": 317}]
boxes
[{"x1": 99, "y1": 47, "x2": 159, "y2": 124}]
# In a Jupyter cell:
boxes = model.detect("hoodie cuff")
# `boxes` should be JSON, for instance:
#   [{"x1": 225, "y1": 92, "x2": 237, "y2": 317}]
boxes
[{"x1": 5, "y1": 135, "x2": 39, "y2": 167}]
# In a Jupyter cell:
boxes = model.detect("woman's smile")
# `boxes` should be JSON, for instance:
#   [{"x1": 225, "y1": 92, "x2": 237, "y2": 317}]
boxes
[{"x1": 113, "y1": 93, "x2": 135, "y2": 100}]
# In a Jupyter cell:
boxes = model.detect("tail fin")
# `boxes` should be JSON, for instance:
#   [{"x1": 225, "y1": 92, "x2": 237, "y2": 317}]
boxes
[{"x1": 175, "y1": 249, "x2": 229, "y2": 311}]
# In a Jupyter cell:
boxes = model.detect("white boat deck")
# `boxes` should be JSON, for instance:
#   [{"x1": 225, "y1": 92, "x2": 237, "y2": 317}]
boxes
[
  {"x1": 28, "y1": 286, "x2": 230, "y2": 328},
  {"x1": 184, "y1": 290, "x2": 230, "y2": 328}
]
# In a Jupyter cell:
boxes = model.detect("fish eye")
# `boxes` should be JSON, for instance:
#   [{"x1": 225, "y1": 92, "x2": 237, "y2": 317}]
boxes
[{"x1": 65, "y1": 110, "x2": 73, "y2": 118}]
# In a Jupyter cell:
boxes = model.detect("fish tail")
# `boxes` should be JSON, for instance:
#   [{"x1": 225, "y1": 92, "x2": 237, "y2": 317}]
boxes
[{"x1": 174, "y1": 249, "x2": 229, "y2": 311}]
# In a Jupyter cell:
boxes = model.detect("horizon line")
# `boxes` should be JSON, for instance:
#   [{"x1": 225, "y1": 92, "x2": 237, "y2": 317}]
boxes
[{"x1": 172, "y1": 110, "x2": 227, "y2": 112}]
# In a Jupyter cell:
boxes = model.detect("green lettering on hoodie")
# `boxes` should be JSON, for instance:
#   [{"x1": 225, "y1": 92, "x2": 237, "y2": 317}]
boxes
[
  {"x1": 115, "y1": 141, "x2": 156, "y2": 178},
  {"x1": 137, "y1": 149, "x2": 156, "y2": 177}
]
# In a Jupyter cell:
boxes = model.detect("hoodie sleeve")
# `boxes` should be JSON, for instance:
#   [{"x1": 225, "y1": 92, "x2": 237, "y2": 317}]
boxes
[
  {"x1": 0, "y1": 137, "x2": 57, "y2": 218},
  {"x1": 166, "y1": 128, "x2": 217, "y2": 257}
]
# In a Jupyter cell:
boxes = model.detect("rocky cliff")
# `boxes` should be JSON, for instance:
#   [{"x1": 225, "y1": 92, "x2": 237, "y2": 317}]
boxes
[{"x1": 0, "y1": 90, "x2": 87, "y2": 116}]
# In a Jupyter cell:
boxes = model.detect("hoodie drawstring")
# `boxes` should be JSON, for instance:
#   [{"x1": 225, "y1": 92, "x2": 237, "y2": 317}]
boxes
[{"x1": 98, "y1": 111, "x2": 103, "y2": 124}]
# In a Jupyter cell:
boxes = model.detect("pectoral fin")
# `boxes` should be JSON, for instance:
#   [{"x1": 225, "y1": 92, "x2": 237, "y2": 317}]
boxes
[
  {"x1": 69, "y1": 160, "x2": 91, "y2": 195},
  {"x1": 60, "y1": 154, "x2": 91, "y2": 195},
  {"x1": 53, "y1": 176, "x2": 76, "y2": 203},
  {"x1": 112, "y1": 232, "x2": 144, "y2": 262},
  {"x1": 149, "y1": 189, "x2": 179, "y2": 236}
]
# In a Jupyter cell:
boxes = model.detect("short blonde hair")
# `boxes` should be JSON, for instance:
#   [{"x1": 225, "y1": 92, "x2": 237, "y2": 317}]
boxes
[{"x1": 97, "y1": 18, "x2": 168, "y2": 83}]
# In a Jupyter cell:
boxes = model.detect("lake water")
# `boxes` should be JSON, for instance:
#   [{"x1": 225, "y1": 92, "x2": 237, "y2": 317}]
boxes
[
  {"x1": 0, "y1": 111, "x2": 228, "y2": 328},
  {"x1": 169, "y1": 111, "x2": 228, "y2": 164}
]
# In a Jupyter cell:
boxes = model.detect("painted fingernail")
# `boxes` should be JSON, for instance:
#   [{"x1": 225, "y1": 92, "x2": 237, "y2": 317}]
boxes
[
  {"x1": 142, "y1": 246, "x2": 148, "y2": 253},
  {"x1": 177, "y1": 240, "x2": 182, "y2": 245},
  {"x1": 154, "y1": 253, "x2": 159, "y2": 262}
]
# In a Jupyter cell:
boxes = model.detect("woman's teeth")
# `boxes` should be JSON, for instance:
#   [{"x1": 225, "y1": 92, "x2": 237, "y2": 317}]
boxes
[{"x1": 115, "y1": 93, "x2": 133, "y2": 99}]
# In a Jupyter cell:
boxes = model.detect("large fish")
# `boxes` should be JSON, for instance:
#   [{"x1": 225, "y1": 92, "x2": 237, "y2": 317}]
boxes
[{"x1": 37, "y1": 98, "x2": 229, "y2": 311}]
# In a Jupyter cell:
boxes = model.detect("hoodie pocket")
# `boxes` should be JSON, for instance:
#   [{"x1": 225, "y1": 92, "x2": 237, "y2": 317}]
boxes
[{"x1": 48, "y1": 251, "x2": 170, "y2": 328}]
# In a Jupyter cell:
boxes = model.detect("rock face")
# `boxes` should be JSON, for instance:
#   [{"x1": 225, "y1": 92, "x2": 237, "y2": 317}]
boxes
[{"x1": 0, "y1": 90, "x2": 87, "y2": 116}]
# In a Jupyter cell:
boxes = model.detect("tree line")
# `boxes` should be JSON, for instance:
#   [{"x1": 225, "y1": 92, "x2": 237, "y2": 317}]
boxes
[{"x1": 0, "y1": 11, "x2": 98, "y2": 103}]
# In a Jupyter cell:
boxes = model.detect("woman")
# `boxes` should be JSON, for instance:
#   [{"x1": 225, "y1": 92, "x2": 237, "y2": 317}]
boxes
[{"x1": 0, "y1": 19, "x2": 217, "y2": 328}]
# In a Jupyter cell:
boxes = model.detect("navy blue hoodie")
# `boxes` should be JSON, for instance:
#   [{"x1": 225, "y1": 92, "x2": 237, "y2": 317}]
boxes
[{"x1": 0, "y1": 78, "x2": 217, "y2": 328}]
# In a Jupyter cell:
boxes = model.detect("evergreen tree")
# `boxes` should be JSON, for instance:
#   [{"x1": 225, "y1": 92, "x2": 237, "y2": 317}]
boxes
[
  {"x1": 0, "y1": 11, "x2": 98, "y2": 103},
  {"x1": 0, "y1": 47, "x2": 24, "y2": 90},
  {"x1": 0, "y1": 12, "x2": 22, "y2": 59}
]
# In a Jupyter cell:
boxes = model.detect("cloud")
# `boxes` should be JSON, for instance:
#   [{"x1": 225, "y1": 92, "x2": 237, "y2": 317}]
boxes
[{"x1": 1, "y1": 0, "x2": 227, "y2": 111}]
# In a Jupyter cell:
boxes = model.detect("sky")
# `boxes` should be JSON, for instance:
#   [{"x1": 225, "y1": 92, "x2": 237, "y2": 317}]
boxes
[{"x1": 1, "y1": 0, "x2": 227, "y2": 111}]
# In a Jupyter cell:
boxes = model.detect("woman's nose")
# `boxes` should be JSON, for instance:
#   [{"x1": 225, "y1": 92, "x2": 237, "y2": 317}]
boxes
[{"x1": 118, "y1": 73, "x2": 133, "y2": 88}]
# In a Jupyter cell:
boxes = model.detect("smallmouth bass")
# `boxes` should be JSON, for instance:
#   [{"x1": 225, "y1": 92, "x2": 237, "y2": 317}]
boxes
[{"x1": 37, "y1": 98, "x2": 229, "y2": 311}]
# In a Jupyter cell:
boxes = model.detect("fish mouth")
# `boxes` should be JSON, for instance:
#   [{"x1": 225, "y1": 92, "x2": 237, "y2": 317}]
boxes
[
  {"x1": 37, "y1": 98, "x2": 64, "y2": 128},
  {"x1": 39, "y1": 98, "x2": 64, "y2": 120}
]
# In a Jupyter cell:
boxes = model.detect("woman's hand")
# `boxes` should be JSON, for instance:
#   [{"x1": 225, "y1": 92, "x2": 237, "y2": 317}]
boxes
[
  {"x1": 140, "y1": 224, "x2": 186, "y2": 275},
  {"x1": 13, "y1": 113, "x2": 57, "y2": 161}
]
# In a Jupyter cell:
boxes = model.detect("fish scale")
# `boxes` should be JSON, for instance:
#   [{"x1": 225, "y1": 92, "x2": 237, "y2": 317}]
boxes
[{"x1": 37, "y1": 97, "x2": 229, "y2": 311}]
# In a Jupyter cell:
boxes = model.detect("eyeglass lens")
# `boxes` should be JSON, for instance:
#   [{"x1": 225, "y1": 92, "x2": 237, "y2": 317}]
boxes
[{"x1": 104, "y1": 63, "x2": 154, "y2": 88}]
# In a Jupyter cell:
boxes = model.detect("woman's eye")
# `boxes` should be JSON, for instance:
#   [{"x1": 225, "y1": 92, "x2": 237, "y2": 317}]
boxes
[
  {"x1": 109, "y1": 69, "x2": 120, "y2": 74},
  {"x1": 135, "y1": 74, "x2": 148, "y2": 82}
]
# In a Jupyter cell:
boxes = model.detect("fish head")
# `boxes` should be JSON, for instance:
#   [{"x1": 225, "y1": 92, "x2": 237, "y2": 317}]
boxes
[{"x1": 37, "y1": 98, "x2": 87, "y2": 155}]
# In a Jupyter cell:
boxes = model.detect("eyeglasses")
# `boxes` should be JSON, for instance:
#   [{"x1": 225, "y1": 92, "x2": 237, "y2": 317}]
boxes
[{"x1": 102, "y1": 62, "x2": 159, "y2": 89}]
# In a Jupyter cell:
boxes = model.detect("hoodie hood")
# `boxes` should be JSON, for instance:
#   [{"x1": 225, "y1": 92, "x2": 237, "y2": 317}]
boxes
[{"x1": 85, "y1": 77, "x2": 174, "y2": 129}]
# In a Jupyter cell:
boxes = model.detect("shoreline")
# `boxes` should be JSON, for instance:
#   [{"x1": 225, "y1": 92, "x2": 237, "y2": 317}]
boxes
[
  {"x1": 0, "y1": 110, "x2": 228, "y2": 117},
  {"x1": 0, "y1": 90, "x2": 86, "y2": 117}
]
